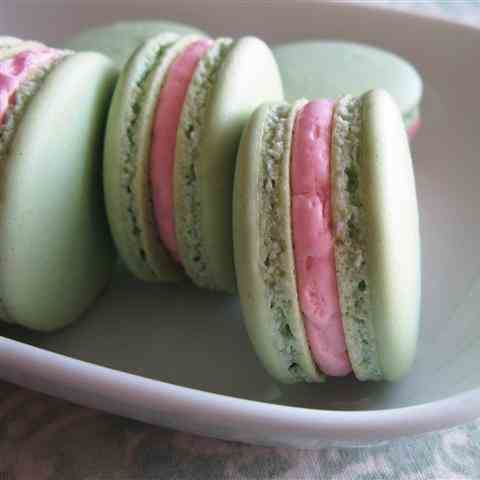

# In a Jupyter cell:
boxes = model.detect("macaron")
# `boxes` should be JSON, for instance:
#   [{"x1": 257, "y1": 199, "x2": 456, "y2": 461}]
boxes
[
  {"x1": 0, "y1": 37, "x2": 117, "y2": 331},
  {"x1": 63, "y1": 21, "x2": 206, "y2": 66},
  {"x1": 274, "y1": 41, "x2": 423, "y2": 139},
  {"x1": 233, "y1": 90, "x2": 421, "y2": 383},
  {"x1": 104, "y1": 33, "x2": 283, "y2": 292}
]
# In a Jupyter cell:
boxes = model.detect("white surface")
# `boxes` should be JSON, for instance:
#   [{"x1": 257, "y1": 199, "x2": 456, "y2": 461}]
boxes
[{"x1": 1, "y1": 0, "x2": 480, "y2": 447}]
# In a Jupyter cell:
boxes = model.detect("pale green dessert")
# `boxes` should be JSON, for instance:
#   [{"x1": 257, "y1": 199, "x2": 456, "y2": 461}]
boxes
[
  {"x1": 234, "y1": 90, "x2": 421, "y2": 383},
  {"x1": 0, "y1": 38, "x2": 116, "y2": 331},
  {"x1": 274, "y1": 41, "x2": 423, "y2": 136},
  {"x1": 103, "y1": 33, "x2": 283, "y2": 292},
  {"x1": 63, "y1": 20, "x2": 206, "y2": 66}
]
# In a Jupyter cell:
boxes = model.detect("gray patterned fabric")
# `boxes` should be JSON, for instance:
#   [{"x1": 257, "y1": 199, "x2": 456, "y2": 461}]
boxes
[
  {"x1": 1, "y1": 381, "x2": 479, "y2": 479},
  {"x1": 2, "y1": 2, "x2": 480, "y2": 479}
]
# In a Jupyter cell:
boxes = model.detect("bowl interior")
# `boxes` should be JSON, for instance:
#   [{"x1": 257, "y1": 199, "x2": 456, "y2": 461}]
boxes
[{"x1": 1, "y1": 1, "x2": 480, "y2": 413}]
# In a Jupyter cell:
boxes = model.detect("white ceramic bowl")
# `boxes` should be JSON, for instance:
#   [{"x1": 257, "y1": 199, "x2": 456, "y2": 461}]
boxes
[{"x1": 1, "y1": 0, "x2": 479, "y2": 448}]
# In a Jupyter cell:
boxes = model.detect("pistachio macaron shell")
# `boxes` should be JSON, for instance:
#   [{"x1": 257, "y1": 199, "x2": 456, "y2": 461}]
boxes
[
  {"x1": 0, "y1": 36, "x2": 22, "y2": 47},
  {"x1": 274, "y1": 41, "x2": 422, "y2": 130},
  {"x1": 0, "y1": 38, "x2": 44, "y2": 60},
  {"x1": 176, "y1": 36, "x2": 284, "y2": 293},
  {"x1": 63, "y1": 21, "x2": 206, "y2": 66},
  {"x1": 234, "y1": 101, "x2": 323, "y2": 383},
  {"x1": 360, "y1": 89, "x2": 421, "y2": 381},
  {"x1": 0, "y1": 36, "x2": 22, "y2": 56},
  {"x1": 0, "y1": 52, "x2": 117, "y2": 331},
  {"x1": 103, "y1": 33, "x2": 184, "y2": 283}
]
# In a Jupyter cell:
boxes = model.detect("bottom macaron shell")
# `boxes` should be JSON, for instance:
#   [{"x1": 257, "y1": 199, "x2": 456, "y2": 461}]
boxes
[
  {"x1": 103, "y1": 33, "x2": 187, "y2": 283},
  {"x1": 0, "y1": 52, "x2": 117, "y2": 331},
  {"x1": 234, "y1": 101, "x2": 323, "y2": 384}
]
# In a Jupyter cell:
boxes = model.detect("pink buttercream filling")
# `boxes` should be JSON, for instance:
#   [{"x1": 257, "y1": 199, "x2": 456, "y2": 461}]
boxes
[
  {"x1": 150, "y1": 39, "x2": 213, "y2": 262},
  {"x1": 291, "y1": 100, "x2": 352, "y2": 377},
  {"x1": 407, "y1": 119, "x2": 421, "y2": 140},
  {"x1": 0, "y1": 47, "x2": 61, "y2": 124}
]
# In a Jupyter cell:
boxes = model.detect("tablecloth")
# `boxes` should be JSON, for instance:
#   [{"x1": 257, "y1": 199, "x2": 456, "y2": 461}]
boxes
[{"x1": 2, "y1": 2, "x2": 480, "y2": 479}]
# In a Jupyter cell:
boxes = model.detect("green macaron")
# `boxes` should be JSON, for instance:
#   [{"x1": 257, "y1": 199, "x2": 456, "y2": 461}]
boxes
[
  {"x1": 104, "y1": 33, "x2": 283, "y2": 292},
  {"x1": 274, "y1": 41, "x2": 423, "y2": 137},
  {"x1": 63, "y1": 20, "x2": 206, "y2": 66},
  {"x1": 0, "y1": 38, "x2": 117, "y2": 331},
  {"x1": 233, "y1": 90, "x2": 421, "y2": 383}
]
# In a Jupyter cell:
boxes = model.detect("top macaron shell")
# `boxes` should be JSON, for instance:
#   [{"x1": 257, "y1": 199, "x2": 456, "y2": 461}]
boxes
[
  {"x1": 358, "y1": 90, "x2": 421, "y2": 380},
  {"x1": 0, "y1": 51, "x2": 117, "y2": 331},
  {"x1": 274, "y1": 41, "x2": 423, "y2": 132},
  {"x1": 63, "y1": 20, "x2": 206, "y2": 66}
]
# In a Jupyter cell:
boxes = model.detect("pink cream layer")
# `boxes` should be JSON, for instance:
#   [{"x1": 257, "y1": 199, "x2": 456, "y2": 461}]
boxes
[
  {"x1": 0, "y1": 48, "x2": 62, "y2": 124},
  {"x1": 407, "y1": 119, "x2": 421, "y2": 140},
  {"x1": 290, "y1": 100, "x2": 352, "y2": 377},
  {"x1": 150, "y1": 39, "x2": 213, "y2": 262}
]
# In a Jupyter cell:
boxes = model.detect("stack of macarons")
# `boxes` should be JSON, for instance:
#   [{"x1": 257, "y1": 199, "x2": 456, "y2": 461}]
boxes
[
  {"x1": 99, "y1": 24, "x2": 421, "y2": 382},
  {"x1": 0, "y1": 22, "x2": 422, "y2": 384},
  {"x1": 0, "y1": 36, "x2": 116, "y2": 331},
  {"x1": 68, "y1": 23, "x2": 424, "y2": 139}
]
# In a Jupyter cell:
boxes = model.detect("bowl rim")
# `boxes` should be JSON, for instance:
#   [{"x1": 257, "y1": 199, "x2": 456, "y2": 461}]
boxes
[
  {"x1": 2, "y1": 333, "x2": 480, "y2": 443},
  {"x1": 1, "y1": 0, "x2": 480, "y2": 445}
]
